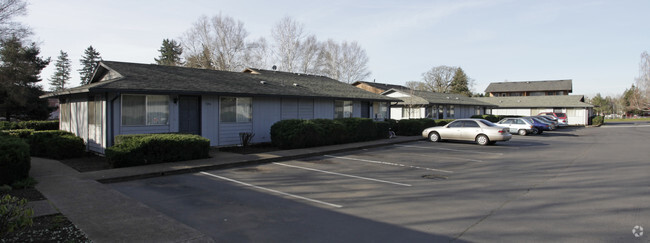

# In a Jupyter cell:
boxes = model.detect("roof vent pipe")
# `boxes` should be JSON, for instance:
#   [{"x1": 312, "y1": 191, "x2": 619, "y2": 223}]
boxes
[
  {"x1": 293, "y1": 83, "x2": 299, "y2": 86},
  {"x1": 272, "y1": 65, "x2": 277, "y2": 71},
  {"x1": 260, "y1": 81, "x2": 267, "y2": 84}
]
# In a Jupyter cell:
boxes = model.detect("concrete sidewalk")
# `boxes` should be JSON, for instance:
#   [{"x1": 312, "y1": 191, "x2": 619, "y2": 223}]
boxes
[{"x1": 31, "y1": 136, "x2": 422, "y2": 243}]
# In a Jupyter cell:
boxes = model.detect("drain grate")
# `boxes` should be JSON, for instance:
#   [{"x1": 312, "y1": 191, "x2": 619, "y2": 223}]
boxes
[{"x1": 422, "y1": 174, "x2": 448, "y2": 180}]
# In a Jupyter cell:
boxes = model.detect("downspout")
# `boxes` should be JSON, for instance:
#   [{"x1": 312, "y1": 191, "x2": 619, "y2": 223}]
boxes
[{"x1": 109, "y1": 93, "x2": 120, "y2": 147}]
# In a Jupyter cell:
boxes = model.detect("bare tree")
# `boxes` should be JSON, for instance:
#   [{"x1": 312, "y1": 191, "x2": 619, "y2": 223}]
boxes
[
  {"x1": 271, "y1": 16, "x2": 304, "y2": 72},
  {"x1": 244, "y1": 37, "x2": 270, "y2": 70},
  {"x1": 298, "y1": 35, "x2": 321, "y2": 74},
  {"x1": 181, "y1": 14, "x2": 254, "y2": 71},
  {"x1": 318, "y1": 39, "x2": 371, "y2": 83},
  {"x1": 636, "y1": 51, "x2": 650, "y2": 108},
  {"x1": 0, "y1": 0, "x2": 31, "y2": 40},
  {"x1": 405, "y1": 81, "x2": 426, "y2": 90},
  {"x1": 422, "y1": 65, "x2": 457, "y2": 92}
]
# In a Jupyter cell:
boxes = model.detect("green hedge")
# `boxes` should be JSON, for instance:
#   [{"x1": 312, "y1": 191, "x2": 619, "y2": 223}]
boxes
[
  {"x1": 106, "y1": 134, "x2": 210, "y2": 168},
  {"x1": 28, "y1": 131, "x2": 85, "y2": 159},
  {"x1": 336, "y1": 118, "x2": 377, "y2": 142},
  {"x1": 0, "y1": 120, "x2": 58, "y2": 131},
  {"x1": 0, "y1": 130, "x2": 84, "y2": 159},
  {"x1": 396, "y1": 119, "x2": 437, "y2": 136},
  {"x1": 0, "y1": 136, "x2": 31, "y2": 185},
  {"x1": 435, "y1": 119, "x2": 456, "y2": 126},
  {"x1": 375, "y1": 121, "x2": 393, "y2": 139}
]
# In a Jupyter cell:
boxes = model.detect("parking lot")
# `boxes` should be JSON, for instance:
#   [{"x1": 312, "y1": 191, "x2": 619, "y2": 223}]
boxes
[{"x1": 112, "y1": 124, "x2": 650, "y2": 242}]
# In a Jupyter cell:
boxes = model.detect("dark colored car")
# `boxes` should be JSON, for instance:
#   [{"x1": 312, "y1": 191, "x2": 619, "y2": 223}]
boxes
[{"x1": 538, "y1": 112, "x2": 568, "y2": 126}]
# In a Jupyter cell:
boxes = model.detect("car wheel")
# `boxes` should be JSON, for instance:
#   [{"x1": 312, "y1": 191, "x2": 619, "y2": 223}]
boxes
[
  {"x1": 532, "y1": 128, "x2": 539, "y2": 134},
  {"x1": 518, "y1": 129, "x2": 528, "y2": 136},
  {"x1": 428, "y1": 132, "x2": 440, "y2": 142},
  {"x1": 476, "y1": 134, "x2": 490, "y2": 145}
]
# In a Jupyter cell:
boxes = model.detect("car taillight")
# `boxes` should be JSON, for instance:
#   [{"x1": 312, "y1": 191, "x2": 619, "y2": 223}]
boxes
[{"x1": 498, "y1": 129, "x2": 505, "y2": 134}]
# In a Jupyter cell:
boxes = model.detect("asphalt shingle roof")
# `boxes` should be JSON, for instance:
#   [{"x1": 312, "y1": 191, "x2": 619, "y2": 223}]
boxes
[
  {"x1": 43, "y1": 61, "x2": 396, "y2": 102},
  {"x1": 383, "y1": 89, "x2": 494, "y2": 106},
  {"x1": 484, "y1": 79, "x2": 573, "y2": 93},
  {"x1": 475, "y1": 95, "x2": 593, "y2": 108}
]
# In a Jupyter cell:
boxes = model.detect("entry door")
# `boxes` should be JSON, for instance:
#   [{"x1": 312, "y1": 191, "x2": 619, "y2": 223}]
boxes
[{"x1": 178, "y1": 96, "x2": 201, "y2": 135}]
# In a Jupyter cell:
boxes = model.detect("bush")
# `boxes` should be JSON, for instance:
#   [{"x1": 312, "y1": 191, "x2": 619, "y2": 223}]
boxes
[
  {"x1": 396, "y1": 119, "x2": 436, "y2": 136},
  {"x1": 28, "y1": 131, "x2": 85, "y2": 159},
  {"x1": 0, "y1": 129, "x2": 35, "y2": 139},
  {"x1": 0, "y1": 136, "x2": 30, "y2": 185},
  {"x1": 435, "y1": 119, "x2": 456, "y2": 126},
  {"x1": 336, "y1": 118, "x2": 377, "y2": 142},
  {"x1": 375, "y1": 121, "x2": 393, "y2": 139},
  {"x1": 106, "y1": 134, "x2": 210, "y2": 168},
  {"x1": 0, "y1": 195, "x2": 33, "y2": 236},
  {"x1": 311, "y1": 119, "x2": 347, "y2": 145},
  {"x1": 270, "y1": 119, "x2": 321, "y2": 149},
  {"x1": 592, "y1": 116, "x2": 604, "y2": 126},
  {"x1": 0, "y1": 120, "x2": 58, "y2": 131}
]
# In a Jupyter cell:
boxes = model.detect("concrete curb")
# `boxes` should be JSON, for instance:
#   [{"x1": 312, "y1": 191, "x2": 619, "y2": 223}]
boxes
[{"x1": 94, "y1": 137, "x2": 425, "y2": 184}]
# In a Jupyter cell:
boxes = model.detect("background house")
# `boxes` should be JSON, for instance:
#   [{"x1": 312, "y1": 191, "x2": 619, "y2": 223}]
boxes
[
  {"x1": 382, "y1": 89, "x2": 494, "y2": 120},
  {"x1": 476, "y1": 95, "x2": 593, "y2": 125},
  {"x1": 42, "y1": 61, "x2": 396, "y2": 153},
  {"x1": 352, "y1": 81, "x2": 408, "y2": 94},
  {"x1": 485, "y1": 79, "x2": 572, "y2": 97}
]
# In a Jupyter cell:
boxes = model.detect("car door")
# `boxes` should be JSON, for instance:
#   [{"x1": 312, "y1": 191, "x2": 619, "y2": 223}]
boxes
[
  {"x1": 460, "y1": 120, "x2": 481, "y2": 141},
  {"x1": 441, "y1": 120, "x2": 463, "y2": 139},
  {"x1": 501, "y1": 119, "x2": 515, "y2": 133}
]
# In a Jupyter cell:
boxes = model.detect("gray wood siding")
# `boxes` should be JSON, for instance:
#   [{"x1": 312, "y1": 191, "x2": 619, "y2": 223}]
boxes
[
  {"x1": 253, "y1": 97, "x2": 281, "y2": 143},
  {"x1": 281, "y1": 98, "x2": 298, "y2": 119},
  {"x1": 219, "y1": 122, "x2": 253, "y2": 146},
  {"x1": 314, "y1": 98, "x2": 334, "y2": 119},
  {"x1": 353, "y1": 101, "x2": 361, "y2": 118},
  {"x1": 88, "y1": 94, "x2": 105, "y2": 154},
  {"x1": 68, "y1": 96, "x2": 88, "y2": 146},
  {"x1": 201, "y1": 95, "x2": 220, "y2": 146},
  {"x1": 298, "y1": 98, "x2": 314, "y2": 119}
]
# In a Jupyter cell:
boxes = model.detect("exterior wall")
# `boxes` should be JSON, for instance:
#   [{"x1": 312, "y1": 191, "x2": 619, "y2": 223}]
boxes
[
  {"x1": 391, "y1": 104, "x2": 484, "y2": 120},
  {"x1": 66, "y1": 95, "x2": 88, "y2": 148},
  {"x1": 281, "y1": 98, "x2": 298, "y2": 120},
  {"x1": 491, "y1": 108, "x2": 532, "y2": 116},
  {"x1": 201, "y1": 95, "x2": 220, "y2": 146},
  {"x1": 298, "y1": 98, "x2": 314, "y2": 119},
  {"x1": 87, "y1": 94, "x2": 106, "y2": 154},
  {"x1": 252, "y1": 97, "x2": 282, "y2": 143},
  {"x1": 314, "y1": 98, "x2": 334, "y2": 119}
]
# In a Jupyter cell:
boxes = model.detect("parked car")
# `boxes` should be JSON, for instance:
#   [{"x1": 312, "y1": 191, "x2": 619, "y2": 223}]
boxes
[
  {"x1": 422, "y1": 119, "x2": 512, "y2": 145},
  {"x1": 528, "y1": 116, "x2": 554, "y2": 131},
  {"x1": 538, "y1": 112, "x2": 568, "y2": 126},
  {"x1": 534, "y1": 116, "x2": 558, "y2": 129},
  {"x1": 496, "y1": 117, "x2": 536, "y2": 136},
  {"x1": 523, "y1": 117, "x2": 548, "y2": 134}
]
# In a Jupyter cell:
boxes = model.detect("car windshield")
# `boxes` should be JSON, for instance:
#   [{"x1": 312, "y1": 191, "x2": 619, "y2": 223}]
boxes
[
  {"x1": 555, "y1": 113, "x2": 566, "y2": 117},
  {"x1": 478, "y1": 119, "x2": 498, "y2": 127}
]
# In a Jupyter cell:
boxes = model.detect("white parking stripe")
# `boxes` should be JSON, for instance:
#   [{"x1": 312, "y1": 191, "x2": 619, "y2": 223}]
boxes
[
  {"x1": 408, "y1": 153, "x2": 484, "y2": 163},
  {"x1": 396, "y1": 144, "x2": 504, "y2": 156},
  {"x1": 273, "y1": 162, "x2": 412, "y2": 187},
  {"x1": 324, "y1": 155, "x2": 453, "y2": 173},
  {"x1": 199, "y1": 172, "x2": 343, "y2": 208},
  {"x1": 601, "y1": 125, "x2": 650, "y2": 128}
]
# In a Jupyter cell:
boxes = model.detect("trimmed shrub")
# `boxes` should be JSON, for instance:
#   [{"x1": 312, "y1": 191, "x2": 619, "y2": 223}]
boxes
[
  {"x1": 336, "y1": 118, "x2": 377, "y2": 142},
  {"x1": 0, "y1": 120, "x2": 58, "y2": 131},
  {"x1": 375, "y1": 121, "x2": 393, "y2": 139},
  {"x1": 311, "y1": 119, "x2": 347, "y2": 145},
  {"x1": 0, "y1": 129, "x2": 35, "y2": 139},
  {"x1": 0, "y1": 195, "x2": 34, "y2": 235},
  {"x1": 270, "y1": 119, "x2": 321, "y2": 149},
  {"x1": 592, "y1": 116, "x2": 604, "y2": 126},
  {"x1": 396, "y1": 119, "x2": 436, "y2": 136},
  {"x1": 435, "y1": 119, "x2": 456, "y2": 126},
  {"x1": 0, "y1": 136, "x2": 30, "y2": 185},
  {"x1": 106, "y1": 134, "x2": 210, "y2": 168},
  {"x1": 28, "y1": 131, "x2": 85, "y2": 159}
]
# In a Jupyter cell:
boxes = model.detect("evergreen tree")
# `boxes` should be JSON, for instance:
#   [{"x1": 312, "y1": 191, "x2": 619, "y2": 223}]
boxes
[
  {"x1": 0, "y1": 36, "x2": 51, "y2": 120},
  {"x1": 155, "y1": 39, "x2": 183, "y2": 66},
  {"x1": 49, "y1": 50, "x2": 71, "y2": 91},
  {"x1": 449, "y1": 67, "x2": 472, "y2": 96},
  {"x1": 78, "y1": 45, "x2": 101, "y2": 85}
]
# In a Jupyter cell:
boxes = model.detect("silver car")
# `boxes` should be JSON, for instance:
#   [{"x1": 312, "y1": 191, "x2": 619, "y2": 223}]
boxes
[
  {"x1": 496, "y1": 117, "x2": 536, "y2": 136},
  {"x1": 422, "y1": 119, "x2": 512, "y2": 145}
]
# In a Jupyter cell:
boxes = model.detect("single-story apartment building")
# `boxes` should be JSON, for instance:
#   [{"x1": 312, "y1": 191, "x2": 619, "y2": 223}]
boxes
[
  {"x1": 41, "y1": 61, "x2": 397, "y2": 154},
  {"x1": 475, "y1": 95, "x2": 594, "y2": 125},
  {"x1": 381, "y1": 89, "x2": 495, "y2": 120}
]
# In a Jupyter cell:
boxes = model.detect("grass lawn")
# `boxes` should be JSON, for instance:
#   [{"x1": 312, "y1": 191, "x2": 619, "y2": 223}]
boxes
[{"x1": 604, "y1": 117, "x2": 650, "y2": 123}]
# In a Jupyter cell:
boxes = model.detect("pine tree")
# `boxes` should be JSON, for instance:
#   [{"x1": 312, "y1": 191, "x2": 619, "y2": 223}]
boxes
[
  {"x1": 78, "y1": 45, "x2": 101, "y2": 85},
  {"x1": 49, "y1": 50, "x2": 71, "y2": 91},
  {"x1": 450, "y1": 67, "x2": 472, "y2": 96},
  {"x1": 155, "y1": 39, "x2": 183, "y2": 66},
  {"x1": 0, "y1": 36, "x2": 51, "y2": 120}
]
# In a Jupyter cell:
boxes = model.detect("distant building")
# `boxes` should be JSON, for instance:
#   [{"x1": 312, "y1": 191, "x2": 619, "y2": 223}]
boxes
[
  {"x1": 485, "y1": 79, "x2": 572, "y2": 97},
  {"x1": 352, "y1": 81, "x2": 408, "y2": 94}
]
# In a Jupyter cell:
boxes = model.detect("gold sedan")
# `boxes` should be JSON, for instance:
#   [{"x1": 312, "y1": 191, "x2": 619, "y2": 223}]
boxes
[{"x1": 421, "y1": 119, "x2": 512, "y2": 145}]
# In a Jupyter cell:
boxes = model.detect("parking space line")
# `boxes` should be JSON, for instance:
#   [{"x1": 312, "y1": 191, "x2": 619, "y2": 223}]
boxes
[
  {"x1": 199, "y1": 172, "x2": 343, "y2": 208},
  {"x1": 324, "y1": 155, "x2": 453, "y2": 173},
  {"x1": 408, "y1": 153, "x2": 484, "y2": 163},
  {"x1": 396, "y1": 144, "x2": 504, "y2": 156},
  {"x1": 273, "y1": 162, "x2": 412, "y2": 187}
]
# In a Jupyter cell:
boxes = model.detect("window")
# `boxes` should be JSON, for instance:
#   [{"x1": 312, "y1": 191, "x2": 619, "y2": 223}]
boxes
[
  {"x1": 122, "y1": 95, "x2": 169, "y2": 126},
  {"x1": 335, "y1": 100, "x2": 353, "y2": 118},
  {"x1": 448, "y1": 105, "x2": 455, "y2": 118},
  {"x1": 475, "y1": 106, "x2": 481, "y2": 115},
  {"x1": 448, "y1": 121, "x2": 462, "y2": 128},
  {"x1": 220, "y1": 97, "x2": 252, "y2": 123},
  {"x1": 402, "y1": 107, "x2": 420, "y2": 118},
  {"x1": 88, "y1": 99, "x2": 101, "y2": 126},
  {"x1": 375, "y1": 102, "x2": 388, "y2": 119},
  {"x1": 463, "y1": 121, "x2": 480, "y2": 127},
  {"x1": 60, "y1": 100, "x2": 69, "y2": 124}
]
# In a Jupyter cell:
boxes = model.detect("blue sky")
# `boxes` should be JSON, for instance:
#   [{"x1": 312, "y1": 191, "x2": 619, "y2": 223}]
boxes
[{"x1": 19, "y1": 0, "x2": 650, "y2": 97}]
